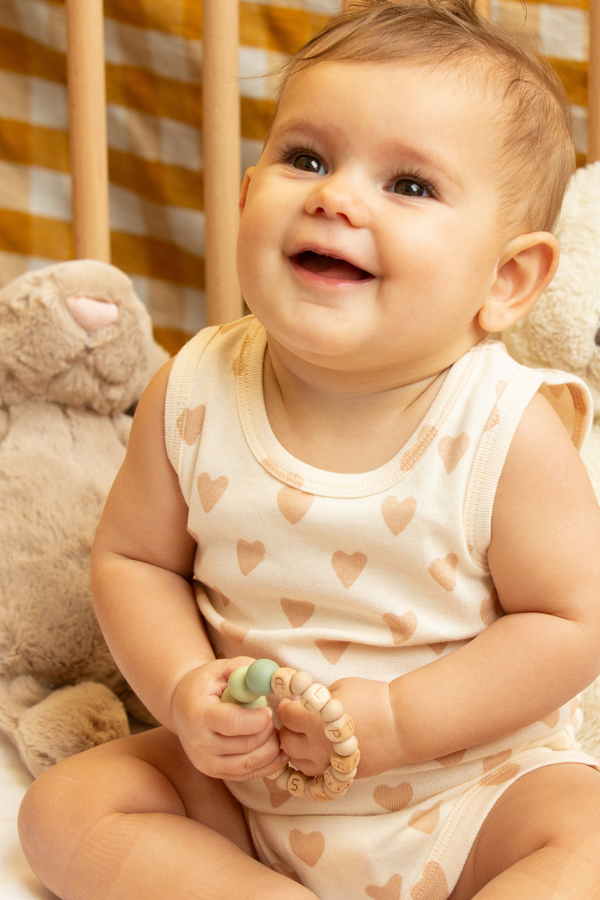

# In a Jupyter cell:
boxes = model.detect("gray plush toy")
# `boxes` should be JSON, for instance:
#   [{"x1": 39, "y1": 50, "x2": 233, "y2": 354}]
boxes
[{"x1": 0, "y1": 259, "x2": 167, "y2": 776}]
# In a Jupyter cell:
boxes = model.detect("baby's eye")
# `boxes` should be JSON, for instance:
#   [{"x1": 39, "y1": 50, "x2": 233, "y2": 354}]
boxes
[
  {"x1": 392, "y1": 178, "x2": 432, "y2": 198},
  {"x1": 292, "y1": 154, "x2": 326, "y2": 175}
]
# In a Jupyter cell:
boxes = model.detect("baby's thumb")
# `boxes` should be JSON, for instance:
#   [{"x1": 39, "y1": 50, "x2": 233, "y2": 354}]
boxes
[{"x1": 276, "y1": 697, "x2": 310, "y2": 732}]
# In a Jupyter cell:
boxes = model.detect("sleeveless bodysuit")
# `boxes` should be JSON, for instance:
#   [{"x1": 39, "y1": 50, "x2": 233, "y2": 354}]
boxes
[{"x1": 165, "y1": 317, "x2": 599, "y2": 900}]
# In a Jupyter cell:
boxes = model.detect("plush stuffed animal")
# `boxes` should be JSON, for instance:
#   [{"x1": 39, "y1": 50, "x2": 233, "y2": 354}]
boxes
[
  {"x1": 502, "y1": 161, "x2": 600, "y2": 758},
  {"x1": 0, "y1": 259, "x2": 167, "y2": 777}
]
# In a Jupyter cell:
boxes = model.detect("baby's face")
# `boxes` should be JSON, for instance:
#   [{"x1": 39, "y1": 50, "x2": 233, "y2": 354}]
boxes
[{"x1": 237, "y1": 60, "x2": 511, "y2": 383}]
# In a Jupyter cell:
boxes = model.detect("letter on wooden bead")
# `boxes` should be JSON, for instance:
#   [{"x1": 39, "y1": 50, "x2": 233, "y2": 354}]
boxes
[
  {"x1": 323, "y1": 714, "x2": 355, "y2": 742},
  {"x1": 301, "y1": 683, "x2": 331, "y2": 714},
  {"x1": 271, "y1": 667, "x2": 297, "y2": 698},
  {"x1": 288, "y1": 770, "x2": 311, "y2": 798}
]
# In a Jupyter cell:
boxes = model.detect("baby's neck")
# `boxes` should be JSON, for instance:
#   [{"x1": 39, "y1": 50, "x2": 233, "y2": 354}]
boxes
[{"x1": 263, "y1": 344, "x2": 450, "y2": 475}]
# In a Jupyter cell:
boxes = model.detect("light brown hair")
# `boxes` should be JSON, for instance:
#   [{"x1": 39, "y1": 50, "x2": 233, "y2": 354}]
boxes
[{"x1": 270, "y1": 0, "x2": 575, "y2": 234}]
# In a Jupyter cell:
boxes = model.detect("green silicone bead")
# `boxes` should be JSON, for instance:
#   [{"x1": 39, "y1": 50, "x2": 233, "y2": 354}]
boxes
[
  {"x1": 228, "y1": 666, "x2": 260, "y2": 703},
  {"x1": 246, "y1": 659, "x2": 279, "y2": 697},
  {"x1": 239, "y1": 695, "x2": 268, "y2": 709},
  {"x1": 221, "y1": 687, "x2": 238, "y2": 704}
]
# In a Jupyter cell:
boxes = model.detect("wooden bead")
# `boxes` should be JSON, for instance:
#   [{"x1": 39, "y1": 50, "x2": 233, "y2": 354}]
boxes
[
  {"x1": 287, "y1": 770, "x2": 311, "y2": 798},
  {"x1": 331, "y1": 748, "x2": 361, "y2": 773},
  {"x1": 301, "y1": 683, "x2": 331, "y2": 714},
  {"x1": 328, "y1": 765, "x2": 357, "y2": 783},
  {"x1": 332, "y1": 735, "x2": 359, "y2": 757},
  {"x1": 275, "y1": 767, "x2": 293, "y2": 791},
  {"x1": 271, "y1": 667, "x2": 297, "y2": 698},
  {"x1": 265, "y1": 758, "x2": 291, "y2": 781},
  {"x1": 290, "y1": 671, "x2": 314, "y2": 696},
  {"x1": 319, "y1": 699, "x2": 344, "y2": 722},
  {"x1": 323, "y1": 779, "x2": 350, "y2": 800},
  {"x1": 323, "y1": 714, "x2": 355, "y2": 743},
  {"x1": 307, "y1": 775, "x2": 332, "y2": 802},
  {"x1": 324, "y1": 767, "x2": 353, "y2": 793}
]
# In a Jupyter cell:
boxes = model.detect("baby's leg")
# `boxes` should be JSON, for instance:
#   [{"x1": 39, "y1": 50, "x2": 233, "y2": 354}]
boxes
[
  {"x1": 18, "y1": 727, "x2": 317, "y2": 900},
  {"x1": 450, "y1": 763, "x2": 600, "y2": 899}
]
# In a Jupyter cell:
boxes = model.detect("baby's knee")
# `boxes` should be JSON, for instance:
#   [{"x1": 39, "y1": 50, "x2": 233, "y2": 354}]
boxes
[{"x1": 18, "y1": 762, "x2": 89, "y2": 891}]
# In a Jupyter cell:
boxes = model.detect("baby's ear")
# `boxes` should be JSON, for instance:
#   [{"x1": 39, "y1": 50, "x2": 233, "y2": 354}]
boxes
[
  {"x1": 478, "y1": 232, "x2": 559, "y2": 333},
  {"x1": 239, "y1": 167, "x2": 255, "y2": 213}
]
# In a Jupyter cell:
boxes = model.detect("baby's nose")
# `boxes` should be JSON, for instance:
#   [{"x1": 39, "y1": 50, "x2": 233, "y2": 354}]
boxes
[{"x1": 305, "y1": 175, "x2": 370, "y2": 228}]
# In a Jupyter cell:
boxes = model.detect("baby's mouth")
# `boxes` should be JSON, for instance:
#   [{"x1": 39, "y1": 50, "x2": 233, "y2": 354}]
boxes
[{"x1": 292, "y1": 250, "x2": 372, "y2": 282}]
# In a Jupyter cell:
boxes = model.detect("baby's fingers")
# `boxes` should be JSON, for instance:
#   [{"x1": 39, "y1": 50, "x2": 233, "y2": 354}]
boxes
[{"x1": 205, "y1": 695, "x2": 274, "y2": 738}]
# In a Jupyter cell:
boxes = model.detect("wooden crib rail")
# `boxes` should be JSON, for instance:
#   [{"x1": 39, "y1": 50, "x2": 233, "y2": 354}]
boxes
[
  {"x1": 589, "y1": 0, "x2": 600, "y2": 164},
  {"x1": 66, "y1": 0, "x2": 111, "y2": 263},
  {"x1": 202, "y1": 0, "x2": 244, "y2": 325}
]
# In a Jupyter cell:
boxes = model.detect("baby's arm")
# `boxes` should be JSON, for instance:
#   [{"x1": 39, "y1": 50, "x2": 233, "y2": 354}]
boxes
[
  {"x1": 279, "y1": 393, "x2": 600, "y2": 776},
  {"x1": 91, "y1": 361, "x2": 285, "y2": 781}
]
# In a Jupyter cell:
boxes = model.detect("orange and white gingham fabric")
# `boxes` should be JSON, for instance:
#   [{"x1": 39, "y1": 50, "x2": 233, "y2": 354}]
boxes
[{"x1": 0, "y1": 0, "x2": 590, "y2": 350}]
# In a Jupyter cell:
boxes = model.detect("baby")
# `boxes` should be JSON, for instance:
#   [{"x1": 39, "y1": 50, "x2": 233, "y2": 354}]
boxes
[{"x1": 18, "y1": 1, "x2": 600, "y2": 899}]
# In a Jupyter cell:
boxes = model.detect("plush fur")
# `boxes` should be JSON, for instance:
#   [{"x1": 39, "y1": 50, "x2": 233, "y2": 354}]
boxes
[
  {"x1": 0, "y1": 260, "x2": 167, "y2": 776},
  {"x1": 503, "y1": 161, "x2": 600, "y2": 758}
]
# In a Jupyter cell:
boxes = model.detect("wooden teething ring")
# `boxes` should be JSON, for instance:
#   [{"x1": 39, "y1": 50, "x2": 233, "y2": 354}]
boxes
[{"x1": 221, "y1": 659, "x2": 359, "y2": 801}]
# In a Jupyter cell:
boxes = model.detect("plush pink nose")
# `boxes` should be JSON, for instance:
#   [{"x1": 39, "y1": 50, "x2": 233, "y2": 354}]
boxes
[{"x1": 67, "y1": 295, "x2": 120, "y2": 332}]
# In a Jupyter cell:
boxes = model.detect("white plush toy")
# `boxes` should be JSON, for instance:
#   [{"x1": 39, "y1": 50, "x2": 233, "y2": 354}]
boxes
[
  {"x1": 0, "y1": 260, "x2": 167, "y2": 776},
  {"x1": 502, "y1": 161, "x2": 600, "y2": 757}
]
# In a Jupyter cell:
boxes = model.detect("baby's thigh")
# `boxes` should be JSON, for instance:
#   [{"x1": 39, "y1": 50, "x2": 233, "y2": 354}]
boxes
[
  {"x1": 19, "y1": 727, "x2": 256, "y2": 875},
  {"x1": 450, "y1": 763, "x2": 600, "y2": 900}
]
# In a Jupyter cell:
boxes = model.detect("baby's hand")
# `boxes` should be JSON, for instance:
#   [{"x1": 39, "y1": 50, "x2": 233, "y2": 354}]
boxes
[
  {"x1": 277, "y1": 677, "x2": 399, "y2": 779},
  {"x1": 171, "y1": 657, "x2": 287, "y2": 781}
]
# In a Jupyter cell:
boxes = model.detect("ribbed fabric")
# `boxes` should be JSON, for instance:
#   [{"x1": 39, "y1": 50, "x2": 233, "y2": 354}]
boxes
[{"x1": 165, "y1": 317, "x2": 598, "y2": 900}]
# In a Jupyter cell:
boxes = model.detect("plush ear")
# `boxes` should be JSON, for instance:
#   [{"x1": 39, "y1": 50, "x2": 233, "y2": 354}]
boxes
[
  {"x1": 478, "y1": 232, "x2": 560, "y2": 333},
  {"x1": 239, "y1": 167, "x2": 255, "y2": 213}
]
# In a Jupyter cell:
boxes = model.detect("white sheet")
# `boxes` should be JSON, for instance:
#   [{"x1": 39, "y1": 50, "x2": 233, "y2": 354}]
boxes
[{"x1": 0, "y1": 732, "x2": 56, "y2": 900}]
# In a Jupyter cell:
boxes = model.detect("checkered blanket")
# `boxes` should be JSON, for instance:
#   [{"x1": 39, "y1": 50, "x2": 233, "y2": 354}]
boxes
[{"x1": 0, "y1": 0, "x2": 589, "y2": 349}]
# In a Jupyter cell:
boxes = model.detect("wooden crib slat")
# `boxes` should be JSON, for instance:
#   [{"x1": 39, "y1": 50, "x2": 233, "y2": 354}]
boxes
[
  {"x1": 202, "y1": 0, "x2": 244, "y2": 325},
  {"x1": 589, "y1": 0, "x2": 600, "y2": 163},
  {"x1": 66, "y1": 0, "x2": 111, "y2": 263}
]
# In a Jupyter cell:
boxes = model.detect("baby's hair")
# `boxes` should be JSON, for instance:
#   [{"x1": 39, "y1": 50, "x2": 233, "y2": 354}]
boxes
[{"x1": 270, "y1": 0, "x2": 575, "y2": 234}]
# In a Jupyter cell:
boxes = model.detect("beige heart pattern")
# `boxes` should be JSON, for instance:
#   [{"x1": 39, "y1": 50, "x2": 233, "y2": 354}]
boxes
[
  {"x1": 365, "y1": 875, "x2": 403, "y2": 900},
  {"x1": 438, "y1": 433, "x2": 470, "y2": 474},
  {"x1": 429, "y1": 554, "x2": 459, "y2": 592},
  {"x1": 220, "y1": 620, "x2": 248, "y2": 645},
  {"x1": 176, "y1": 405, "x2": 205, "y2": 446},
  {"x1": 428, "y1": 641, "x2": 448, "y2": 656},
  {"x1": 281, "y1": 598, "x2": 315, "y2": 628},
  {"x1": 482, "y1": 749, "x2": 512, "y2": 773},
  {"x1": 331, "y1": 550, "x2": 367, "y2": 588},
  {"x1": 408, "y1": 802, "x2": 441, "y2": 835},
  {"x1": 381, "y1": 496, "x2": 417, "y2": 536},
  {"x1": 373, "y1": 782, "x2": 413, "y2": 812},
  {"x1": 289, "y1": 830, "x2": 325, "y2": 867},
  {"x1": 232, "y1": 354, "x2": 247, "y2": 377},
  {"x1": 383, "y1": 612, "x2": 418, "y2": 646},
  {"x1": 237, "y1": 539, "x2": 265, "y2": 575},
  {"x1": 315, "y1": 639, "x2": 349, "y2": 665},
  {"x1": 197, "y1": 473, "x2": 228, "y2": 513},
  {"x1": 435, "y1": 749, "x2": 466, "y2": 767},
  {"x1": 409, "y1": 862, "x2": 448, "y2": 900},
  {"x1": 264, "y1": 778, "x2": 291, "y2": 809},
  {"x1": 541, "y1": 709, "x2": 561, "y2": 729},
  {"x1": 277, "y1": 487, "x2": 314, "y2": 524}
]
